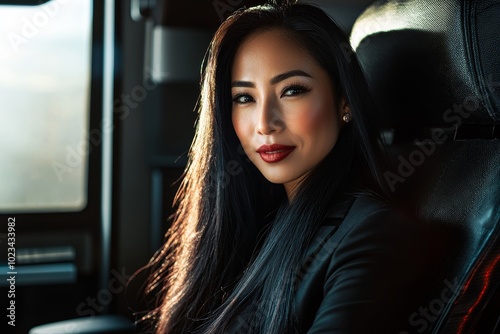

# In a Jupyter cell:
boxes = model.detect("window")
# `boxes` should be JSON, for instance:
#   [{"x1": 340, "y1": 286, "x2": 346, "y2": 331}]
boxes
[{"x1": 0, "y1": 0, "x2": 92, "y2": 212}]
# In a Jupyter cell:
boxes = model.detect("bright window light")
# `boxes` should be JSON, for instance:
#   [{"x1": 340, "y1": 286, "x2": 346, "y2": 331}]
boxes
[{"x1": 0, "y1": 0, "x2": 92, "y2": 212}]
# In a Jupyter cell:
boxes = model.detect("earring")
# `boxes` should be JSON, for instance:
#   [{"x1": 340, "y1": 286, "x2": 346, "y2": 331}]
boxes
[{"x1": 342, "y1": 112, "x2": 352, "y2": 123}]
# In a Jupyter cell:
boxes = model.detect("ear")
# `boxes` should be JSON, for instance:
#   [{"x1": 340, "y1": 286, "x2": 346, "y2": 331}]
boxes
[
  {"x1": 338, "y1": 97, "x2": 351, "y2": 123},
  {"x1": 341, "y1": 96, "x2": 350, "y2": 113}
]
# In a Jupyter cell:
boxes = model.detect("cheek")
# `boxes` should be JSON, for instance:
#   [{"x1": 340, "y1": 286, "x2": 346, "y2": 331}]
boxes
[
  {"x1": 232, "y1": 112, "x2": 250, "y2": 145},
  {"x1": 232, "y1": 112, "x2": 259, "y2": 163},
  {"x1": 288, "y1": 100, "x2": 337, "y2": 135}
]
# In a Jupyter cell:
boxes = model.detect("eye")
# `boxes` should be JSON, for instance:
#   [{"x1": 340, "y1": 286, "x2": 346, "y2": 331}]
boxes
[
  {"x1": 232, "y1": 93, "x2": 254, "y2": 104},
  {"x1": 282, "y1": 84, "x2": 310, "y2": 97}
]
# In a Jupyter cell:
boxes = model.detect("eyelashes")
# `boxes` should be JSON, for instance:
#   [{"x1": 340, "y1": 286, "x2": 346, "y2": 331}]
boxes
[
  {"x1": 281, "y1": 83, "x2": 311, "y2": 97},
  {"x1": 232, "y1": 93, "x2": 254, "y2": 104},
  {"x1": 232, "y1": 84, "x2": 311, "y2": 104}
]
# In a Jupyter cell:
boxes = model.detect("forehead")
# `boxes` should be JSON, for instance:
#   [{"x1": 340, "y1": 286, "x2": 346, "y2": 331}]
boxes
[{"x1": 231, "y1": 29, "x2": 320, "y2": 78}]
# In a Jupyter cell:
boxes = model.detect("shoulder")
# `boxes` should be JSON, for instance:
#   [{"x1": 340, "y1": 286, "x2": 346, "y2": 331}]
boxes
[
  {"x1": 321, "y1": 193, "x2": 419, "y2": 244},
  {"x1": 298, "y1": 195, "x2": 433, "y2": 333},
  {"x1": 296, "y1": 194, "x2": 415, "y2": 298},
  {"x1": 322, "y1": 194, "x2": 425, "y2": 278},
  {"x1": 303, "y1": 194, "x2": 407, "y2": 256},
  {"x1": 313, "y1": 194, "x2": 416, "y2": 257},
  {"x1": 322, "y1": 193, "x2": 394, "y2": 227}
]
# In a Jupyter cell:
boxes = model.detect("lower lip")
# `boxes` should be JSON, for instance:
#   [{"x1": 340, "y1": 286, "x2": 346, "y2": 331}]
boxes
[{"x1": 258, "y1": 148, "x2": 295, "y2": 163}]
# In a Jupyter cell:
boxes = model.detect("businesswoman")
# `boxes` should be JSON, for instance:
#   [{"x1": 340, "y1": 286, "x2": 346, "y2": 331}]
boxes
[{"x1": 144, "y1": 1, "x2": 433, "y2": 333}]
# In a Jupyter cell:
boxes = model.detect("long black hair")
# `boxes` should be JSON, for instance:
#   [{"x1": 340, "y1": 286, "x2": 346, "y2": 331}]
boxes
[{"x1": 144, "y1": 1, "x2": 388, "y2": 333}]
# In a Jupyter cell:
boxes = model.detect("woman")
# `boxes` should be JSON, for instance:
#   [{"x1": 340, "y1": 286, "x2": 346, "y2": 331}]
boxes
[{"x1": 144, "y1": 1, "x2": 432, "y2": 333}]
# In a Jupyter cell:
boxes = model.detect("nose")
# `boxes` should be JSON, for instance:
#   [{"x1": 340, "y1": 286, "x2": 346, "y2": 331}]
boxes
[{"x1": 256, "y1": 96, "x2": 284, "y2": 135}]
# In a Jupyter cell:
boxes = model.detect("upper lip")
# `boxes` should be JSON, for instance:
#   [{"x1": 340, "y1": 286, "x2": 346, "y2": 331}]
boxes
[{"x1": 256, "y1": 144, "x2": 296, "y2": 153}]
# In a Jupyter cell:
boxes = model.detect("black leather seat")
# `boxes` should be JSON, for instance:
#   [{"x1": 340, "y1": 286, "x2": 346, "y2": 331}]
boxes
[{"x1": 350, "y1": 0, "x2": 500, "y2": 333}]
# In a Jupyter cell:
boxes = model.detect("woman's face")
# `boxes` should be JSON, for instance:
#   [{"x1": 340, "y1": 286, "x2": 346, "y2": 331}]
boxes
[{"x1": 231, "y1": 29, "x2": 346, "y2": 198}]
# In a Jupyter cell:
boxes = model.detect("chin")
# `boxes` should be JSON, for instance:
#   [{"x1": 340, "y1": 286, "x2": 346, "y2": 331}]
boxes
[
  {"x1": 260, "y1": 172, "x2": 298, "y2": 186},
  {"x1": 258, "y1": 172, "x2": 289, "y2": 185}
]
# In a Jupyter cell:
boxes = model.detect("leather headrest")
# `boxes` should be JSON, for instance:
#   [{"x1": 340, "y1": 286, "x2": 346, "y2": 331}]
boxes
[{"x1": 350, "y1": 0, "x2": 500, "y2": 139}]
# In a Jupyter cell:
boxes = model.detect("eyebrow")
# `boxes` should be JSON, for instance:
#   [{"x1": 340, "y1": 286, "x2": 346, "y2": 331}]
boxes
[{"x1": 231, "y1": 69, "x2": 313, "y2": 88}]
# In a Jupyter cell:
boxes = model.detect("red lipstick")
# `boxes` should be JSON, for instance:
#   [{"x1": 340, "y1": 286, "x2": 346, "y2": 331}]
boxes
[{"x1": 256, "y1": 144, "x2": 296, "y2": 163}]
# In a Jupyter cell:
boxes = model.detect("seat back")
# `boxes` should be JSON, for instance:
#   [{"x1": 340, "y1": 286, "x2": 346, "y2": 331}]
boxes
[{"x1": 351, "y1": 1, "x2": 500, "y2": 333}]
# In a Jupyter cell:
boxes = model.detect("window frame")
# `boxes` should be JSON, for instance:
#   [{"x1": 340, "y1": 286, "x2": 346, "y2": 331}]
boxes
[{"x1": 0, "y1": 0, "x2": 110, "y2": 278}]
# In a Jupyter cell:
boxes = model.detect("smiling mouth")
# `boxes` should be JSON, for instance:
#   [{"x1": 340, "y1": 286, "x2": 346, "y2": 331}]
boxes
[{"x1": 256, "y1": 144, "x2": 296, "y2": 163}]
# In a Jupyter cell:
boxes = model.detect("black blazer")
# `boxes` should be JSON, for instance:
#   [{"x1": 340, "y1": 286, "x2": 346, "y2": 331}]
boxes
[{"x1": 295, "y1": 195, "x2": 436, "y2": 334}]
